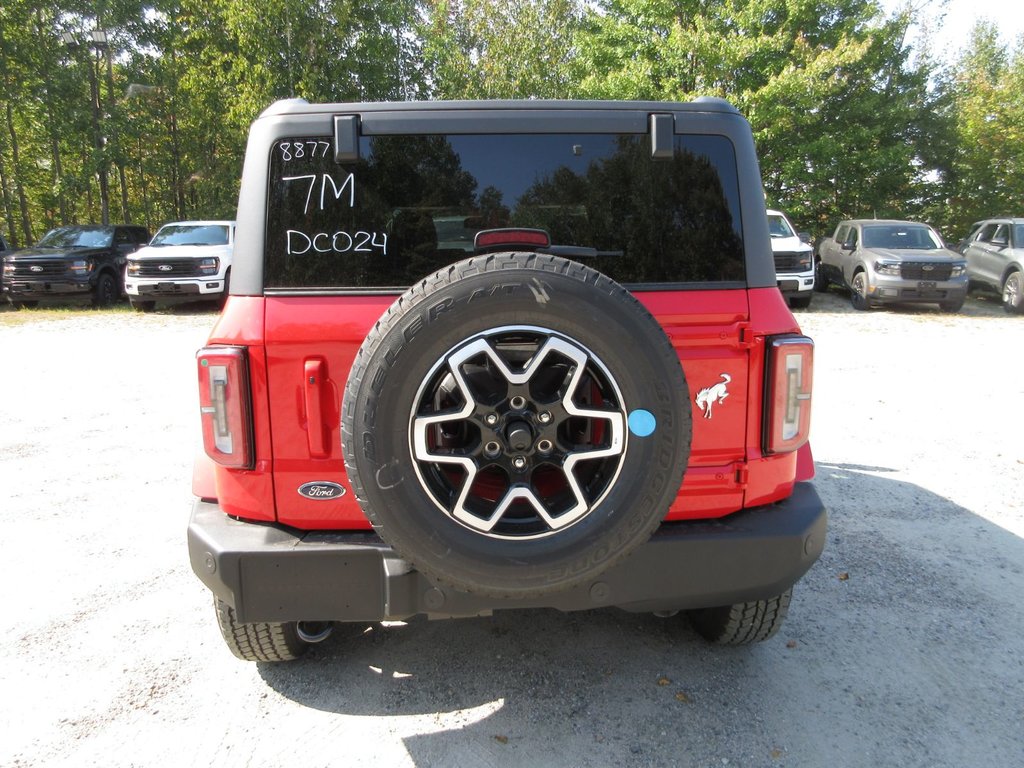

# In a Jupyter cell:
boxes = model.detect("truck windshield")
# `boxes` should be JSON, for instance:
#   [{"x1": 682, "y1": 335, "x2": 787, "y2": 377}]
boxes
[
  {"x1": 265, "y1": 132, "x2": 746, "y2": 289},
  {"x1": 862, "y1": 225, "x2": 942, "y2": 250},
  {"x1": 151, "y1": 224, "x2": 230, "y2": 247},
  {"x1": 37, "y1": 227, "x2": 113, "y2": 249}
]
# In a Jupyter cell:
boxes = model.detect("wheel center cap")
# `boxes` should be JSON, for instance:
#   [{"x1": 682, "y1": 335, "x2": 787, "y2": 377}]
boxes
[{"x1": 506, "y1": 421, "x2": 533, "y2": 451}]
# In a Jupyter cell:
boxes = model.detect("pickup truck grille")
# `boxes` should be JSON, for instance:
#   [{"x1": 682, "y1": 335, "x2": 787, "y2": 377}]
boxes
[
  {"x1": 133, "y1": 259, "x2": 203, "y2": 277},
  {"x1": 9, "y1": 262, "x2": 66, "y2": 277},
  {"x1": 901, "y1": 263, "x2": 953, "y2": 280},
  {"x1": 773, "y1": 251, "x2": 811, "y2": 271}
]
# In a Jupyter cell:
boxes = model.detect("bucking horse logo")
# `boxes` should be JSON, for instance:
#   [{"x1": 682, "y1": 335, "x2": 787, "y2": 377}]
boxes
[{"x1": 695, "y1": 373, "x2": 731, "y2": 419}]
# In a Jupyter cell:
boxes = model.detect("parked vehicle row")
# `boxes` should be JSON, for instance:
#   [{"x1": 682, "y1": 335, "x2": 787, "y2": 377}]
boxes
[
  {"x1": 811, "y1": 215, "x2": 1024, "y2": 314},
  {"x1": 0, "y1": 221, "x2": 235, "y2": 311},
  {"x1": 3, "y1": 213, "x2": 1021, "y2": 315}
]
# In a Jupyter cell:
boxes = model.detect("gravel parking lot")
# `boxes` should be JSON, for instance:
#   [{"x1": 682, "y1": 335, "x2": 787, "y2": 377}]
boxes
[{"x1": 1, "y1": 290, "x2": 1022, "y2": 768}]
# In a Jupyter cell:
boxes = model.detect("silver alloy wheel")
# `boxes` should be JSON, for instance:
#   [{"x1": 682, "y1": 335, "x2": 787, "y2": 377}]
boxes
[
  {"x1": 410, "y1": 326, "x2": 627, "y2": 540},
  {"x1": 852, "y1": 272, "x2": 866, "y2": 298},
  {"x1": 1004, "y1": 272, "x2": 1022, "y2": 310}
]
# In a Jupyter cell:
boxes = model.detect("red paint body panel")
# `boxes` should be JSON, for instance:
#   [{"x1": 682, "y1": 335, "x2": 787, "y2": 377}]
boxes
[
  {"x1": 265, "y1": 295, "x2": 394, "y2": 528},
  {"x1": 205, "y1": 296, "x2": 277, "y2": 523},
  {"x1": 204, "y1": 287, "x2": 813, "y2": 529},
  {"x1": 191, "y1": 449, "x2": 217, "y2": 500}
]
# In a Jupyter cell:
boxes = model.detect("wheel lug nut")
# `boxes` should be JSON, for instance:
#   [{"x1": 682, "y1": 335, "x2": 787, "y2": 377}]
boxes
[
  {"x1": 538, "y1": 439, "x2": 553, "y2": 454},
  {"x1": 484, "y1": 441, "x2": 501, "y2": 458},
  {"x1": 485, "y1": 413, "x2": 498, "y2": 426},
  {"x1": 510, "y1": 395, "x2": 526, "y2": 410},
  {"x1": 538, "y1": 411, "x2": 552, "y2": 424},
  {"x1": 512, "y1": 456, "x2": 527, "y2": 470}
]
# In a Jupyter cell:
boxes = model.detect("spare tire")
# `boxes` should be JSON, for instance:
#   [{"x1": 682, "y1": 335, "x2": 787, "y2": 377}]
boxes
[{"x1": 342, "y1": 253, "x2": 691, "y2": 599}]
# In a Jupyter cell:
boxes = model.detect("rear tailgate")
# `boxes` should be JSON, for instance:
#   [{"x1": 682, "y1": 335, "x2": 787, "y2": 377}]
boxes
[{"x1": 264, "y1": 289, "x2": 752, "y2": 529}]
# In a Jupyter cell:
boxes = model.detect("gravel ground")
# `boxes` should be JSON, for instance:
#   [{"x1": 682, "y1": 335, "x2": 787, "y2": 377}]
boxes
[{"x1": 0, "y1": 290, "x2": 1022, "y2": 768}]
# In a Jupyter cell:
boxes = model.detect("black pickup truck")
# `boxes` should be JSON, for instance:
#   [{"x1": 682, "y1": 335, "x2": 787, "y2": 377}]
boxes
[{"x1": 1, "y1": 224, "x2": 150, "y2": 308}]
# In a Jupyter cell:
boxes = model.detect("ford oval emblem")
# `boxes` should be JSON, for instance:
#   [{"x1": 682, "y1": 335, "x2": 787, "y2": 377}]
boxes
[
  {"x1": 30, "y1": 265, "x2": 44, "y2": 272},
  {"x1": 297, "y1": 481, "x2": 346, "y2": 500},
  {"x1": 922, "y1": 264, "x2": 934, "y2": 271},
  {"x1": 158, "y1": 264, "x2": 173, "y2": 272}
]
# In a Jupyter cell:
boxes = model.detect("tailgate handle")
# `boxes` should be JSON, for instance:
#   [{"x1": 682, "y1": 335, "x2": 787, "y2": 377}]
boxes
[{"x1": 304, "y1": 359, "x2": 329, "y2": 458}]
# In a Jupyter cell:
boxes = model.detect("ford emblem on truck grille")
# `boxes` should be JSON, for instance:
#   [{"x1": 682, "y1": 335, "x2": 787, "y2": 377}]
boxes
[
  {"x1": 158, "y1": 264, "x2": 173, "y2": 271},
  {"x1": 297, "y1": 481, "x2": 346, "y2": 500}
]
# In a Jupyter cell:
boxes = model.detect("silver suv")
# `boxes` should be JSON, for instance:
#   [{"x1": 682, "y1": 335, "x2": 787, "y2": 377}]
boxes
[
  {"x1": 960, "y1": 217, "x2": 1024, "y2": 314},
  {"x1": 816, "y1": 219, "x2": 967, "y2": 312}
]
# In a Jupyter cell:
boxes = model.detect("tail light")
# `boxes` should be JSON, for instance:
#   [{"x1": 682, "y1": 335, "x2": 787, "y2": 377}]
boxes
[
  {"x1": 197, "y1": 346, "x2": 254, "y2": 468},
  {"x1": 764, "y1": 336, "x2": 813, "y2": 454}
]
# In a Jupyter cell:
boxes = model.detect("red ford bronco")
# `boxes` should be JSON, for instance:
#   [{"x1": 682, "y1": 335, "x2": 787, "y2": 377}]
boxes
[{"x1": 188, "y1": 98, "x2": 826, "y2": 661}]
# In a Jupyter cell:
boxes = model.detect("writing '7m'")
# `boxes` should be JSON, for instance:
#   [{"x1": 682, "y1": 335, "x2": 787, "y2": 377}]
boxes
[{"x1": 282, "y1": 173, "x2": 355, "y2": 215}]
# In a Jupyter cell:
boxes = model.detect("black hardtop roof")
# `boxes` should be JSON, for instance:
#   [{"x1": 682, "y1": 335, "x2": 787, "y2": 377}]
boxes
[{"x1": 258, "y1": 97, "x2": 740, "y2": 120}]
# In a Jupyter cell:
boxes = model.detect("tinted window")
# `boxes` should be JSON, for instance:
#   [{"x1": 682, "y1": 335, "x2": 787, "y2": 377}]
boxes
[
  {"x1": 977, "y1": 223, "x2": 999, "y2": 243},
  {"x1": 265, "y1": 133, "x2": 745, "y2": 289},
  {"x1": 1013, "y1": 224, "x2": 1024, "y2": 247}
]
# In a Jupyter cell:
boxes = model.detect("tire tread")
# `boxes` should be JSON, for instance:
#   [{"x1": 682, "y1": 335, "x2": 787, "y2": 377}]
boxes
[
  {"x1": 214, "y1": 598, "x2": 308, "y2": 662},
  {"x1": 689, "y1": 589, "x2": 793, "y2": 645}
]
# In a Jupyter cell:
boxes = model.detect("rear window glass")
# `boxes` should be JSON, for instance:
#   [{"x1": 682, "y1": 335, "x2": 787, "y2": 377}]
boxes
[{"x1": 265, "y1": 132, "x2": 745, "y2": 289}]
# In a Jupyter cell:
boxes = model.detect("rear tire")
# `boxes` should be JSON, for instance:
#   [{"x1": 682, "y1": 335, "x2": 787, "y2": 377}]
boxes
[
  {"x1": 688, "y1": 589, "x2": 792, "y2": 645},
  {"x1": 214, "y1": 598, "x2": 309, "y2": 662}
]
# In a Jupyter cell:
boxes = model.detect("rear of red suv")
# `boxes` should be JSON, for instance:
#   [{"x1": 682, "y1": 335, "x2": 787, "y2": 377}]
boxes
[{"x1": 188, "y1": 99, "x2": 825, "y2": 661}]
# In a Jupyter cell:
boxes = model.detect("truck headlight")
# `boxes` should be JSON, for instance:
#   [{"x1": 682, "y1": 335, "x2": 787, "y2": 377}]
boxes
[
  {"x1": 875, "y1": 262, "x2": 901, "y2": 277},
  {"x1": 197, "y1": 257, "x2": 219, "y2": 276}
]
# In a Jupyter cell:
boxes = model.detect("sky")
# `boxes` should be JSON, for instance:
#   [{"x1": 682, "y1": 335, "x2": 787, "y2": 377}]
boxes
[{"x1": 883, "y1": 0, "x2": 1024, "y2": 62}]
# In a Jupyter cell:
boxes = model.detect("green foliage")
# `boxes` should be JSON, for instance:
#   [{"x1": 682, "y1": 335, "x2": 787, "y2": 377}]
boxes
[
  {"x1": 933, "y1": 22, "x2": 1024, "y2": 239},
  {"x1": 0, "y1": 0, "x2": 1021, "y2": 246}
]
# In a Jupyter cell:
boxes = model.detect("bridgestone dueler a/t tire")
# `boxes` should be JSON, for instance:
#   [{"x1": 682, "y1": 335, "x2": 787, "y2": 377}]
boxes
[
  {"x1": 688, "y1": 589, "x2": 793, "y2": 645},
  {"x1": 341, "y1": 253, "x2": 691, "y2": 599},
  {"x1": 214, "y1": 598, "x2": 309, "y2": 662}
]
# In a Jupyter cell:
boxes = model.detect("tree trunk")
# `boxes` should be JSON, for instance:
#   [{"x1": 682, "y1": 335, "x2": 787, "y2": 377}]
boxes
[
  {"x1": 0, "y1": 150, "x2": 18, "y2": 249},
  {"x1": 5, "y1": 99, "x2": 32, "y2": 244}
]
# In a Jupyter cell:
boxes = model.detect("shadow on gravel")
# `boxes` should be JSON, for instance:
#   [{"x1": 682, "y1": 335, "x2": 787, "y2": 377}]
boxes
[{"x1": 256, "y1": 465, "x2": 1024, "y2": 766}]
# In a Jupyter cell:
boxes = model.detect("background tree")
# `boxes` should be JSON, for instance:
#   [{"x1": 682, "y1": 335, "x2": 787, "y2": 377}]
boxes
[
  {"x1": 0, "y1": 0, "x2": 1020, "y2": 247},
  {"x1": 935, "y1": 22, "x2": 1024, "y2": 236}
]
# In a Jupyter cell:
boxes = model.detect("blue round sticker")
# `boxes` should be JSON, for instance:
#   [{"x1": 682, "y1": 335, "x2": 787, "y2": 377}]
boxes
[{"x1": 627, "y1": 409, "x2": 656, "y2": 437}]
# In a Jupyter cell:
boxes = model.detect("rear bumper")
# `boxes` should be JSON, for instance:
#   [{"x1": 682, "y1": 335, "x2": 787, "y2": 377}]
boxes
[{"x1": 189, "y1": 482, "x2": 827, "y2": 623}]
